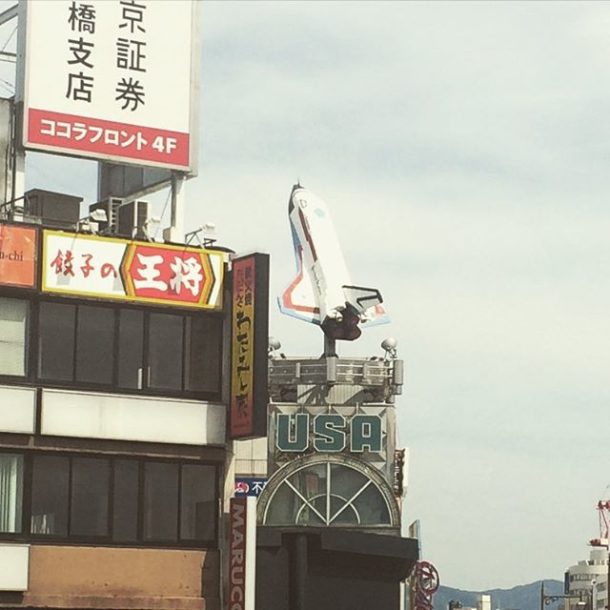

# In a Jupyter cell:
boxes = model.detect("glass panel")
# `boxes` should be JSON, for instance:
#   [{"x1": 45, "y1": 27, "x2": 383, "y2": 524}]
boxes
[
  {"x1": 112, "y1": 459, "x2": 139, "y2": 542},
  {"x1": 75, "y1": 306, "x2": 115, "y2": 385},
  {"x1": 180, "y1": 464, "x2": 216, "y2": 541},
  {"x1": 143, "y1": 461, "x2": 178, "y2": 541},
  {"x1": 292, "y1": 464, "x2": 328, "y2": 526},
  {"x1": 148, "y1": 313, "x2": 183, "y2": 391},
  {"x1": 0, "y1": 297, "x2": 27, "y2": 376},
  {"x1": 0, "y1": 454, "x2": 23, "y2": 533},
  {"x1": 39, "y1": 302, "x2": 76, "y2": 381},
  {"x1": 264, "y1": 482, "x2": 305, "y2": 526},
  {"x1": 118, "y1": 310, "x2": 144, "y2": 389},
  {"x1": 31, "y1": 455, "x2": 69, "y2": 535},
  {"x1": 327, "y1": 495, "x2": 360, "y2": 526},
  {"x1": 265, "y1": 464, "x2": 327, "y2": 526},
  {"x1": 351, "y1": 482, "x2": 391, "y2": 526},
  {"x1": 264, "y1": 463, "x2": 391, "y2": 527},
  {"x1": 70, "y1": 457, "x2": 110, "y2": 536},
  {"x1": 330, "y1": 464, "x2": 369, "y2": 501},
  {"x1": 184, "y1": 316, "x2": 222, "y2": 393}
]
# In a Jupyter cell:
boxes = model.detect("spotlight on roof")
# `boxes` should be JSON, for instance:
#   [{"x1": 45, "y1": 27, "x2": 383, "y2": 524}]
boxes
[{"x1": 381, "y1": 337, "x2": 398, "y2": 359}]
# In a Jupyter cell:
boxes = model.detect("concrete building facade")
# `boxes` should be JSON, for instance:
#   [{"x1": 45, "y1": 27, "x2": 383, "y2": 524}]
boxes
[
  {"x1": 0, "y1": 212, "x2": 233, "y2": 610},
  {"x1": 564, "y1": 548, "x2": 609, "y2": 610}
]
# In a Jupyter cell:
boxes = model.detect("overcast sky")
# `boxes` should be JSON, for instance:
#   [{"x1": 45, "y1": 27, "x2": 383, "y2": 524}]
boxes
[{"x1": 6, "y1": 0, "x2": 610, "y2": 591}]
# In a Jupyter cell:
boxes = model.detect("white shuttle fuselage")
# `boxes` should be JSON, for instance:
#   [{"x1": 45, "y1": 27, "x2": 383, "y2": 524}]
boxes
[{"x1": 279, "y1": 185, "x2": 387, "y2": 340}]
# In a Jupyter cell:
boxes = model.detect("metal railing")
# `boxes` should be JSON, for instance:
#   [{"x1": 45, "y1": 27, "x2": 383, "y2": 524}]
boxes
[{"x1": 268, "y1": 356, "x2": 403, "y2": 405}]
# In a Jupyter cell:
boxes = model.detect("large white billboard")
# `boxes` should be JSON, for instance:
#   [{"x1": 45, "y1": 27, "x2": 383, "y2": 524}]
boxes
[{"x1": 18, "y1": 0, "x2": 198, "y2": 171}]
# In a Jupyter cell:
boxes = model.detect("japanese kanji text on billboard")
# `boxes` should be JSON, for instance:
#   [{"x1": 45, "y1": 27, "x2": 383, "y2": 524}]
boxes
[
  {"x1": 42, "y1": 230, "x2": 224, "y2": 309},
  {"x1": 230, "y1": 253, "x2": 269, "y2": 439},
  {"x1": 18, "y1": 0, "x2": 198, "y2": 171}
]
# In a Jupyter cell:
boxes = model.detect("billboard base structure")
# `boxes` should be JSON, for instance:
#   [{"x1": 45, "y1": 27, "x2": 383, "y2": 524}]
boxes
[{"x1": 256, "y1": 527, "x2": 418, "y2": 610}]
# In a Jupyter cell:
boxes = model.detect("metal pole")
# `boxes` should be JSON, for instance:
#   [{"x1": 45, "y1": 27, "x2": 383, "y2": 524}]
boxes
[
  {"x1": 245, "y1": 496, "x2": 257, "y2": 610},
  {"x1": 606, "y1": 551, "x2": 609, "y2": 610},
  {"x1": 541, "y1": 582, "x2": 545, "y2": 610},
  {"x1": 323, "y1": 335, "x2": 336, "y2": 357},
  {"x1": 163, "y1": 171, "x2": 185, "y2": 243}
]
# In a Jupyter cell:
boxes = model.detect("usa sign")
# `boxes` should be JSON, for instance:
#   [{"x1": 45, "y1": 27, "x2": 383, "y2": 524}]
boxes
[{"x1": 41, "y1": 230, "x2": 224, "y2": 309}]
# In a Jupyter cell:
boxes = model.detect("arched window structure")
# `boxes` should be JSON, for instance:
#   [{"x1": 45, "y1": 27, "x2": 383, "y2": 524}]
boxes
[{"x1": 258, "y1": 455, "x2": 399, "y2": 528}]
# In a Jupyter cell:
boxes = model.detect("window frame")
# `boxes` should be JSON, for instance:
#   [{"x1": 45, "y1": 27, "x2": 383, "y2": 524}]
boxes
[
  {"x1": 0, "y1": 295, "x2": 31, "y2": 380},
  {"x1": 0, "y1": 450, "x2": 219, "y2": 549},
  {"x1": 0, "y1": 452, "x2": 24, "y2": 535},
  {"x1": 0, "y1": 295, "x2": 224, "y2": 401}
]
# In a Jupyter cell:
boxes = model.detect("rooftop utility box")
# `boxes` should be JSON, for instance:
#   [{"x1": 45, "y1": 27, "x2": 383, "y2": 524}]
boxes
[
  {"x1": 24, "y1": 189, "x2": 82, "y2": 229},
  {"x1": 117, "y1": 200, "x2": 150, "y2": 240},
  {"x1": 89, "y1": 197, "x2": 123, "y2": 235}
]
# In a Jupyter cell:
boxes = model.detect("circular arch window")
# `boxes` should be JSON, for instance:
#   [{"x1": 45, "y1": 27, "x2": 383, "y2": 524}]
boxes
[{"x1": 257, "y1": 454, "x2": 399, "y2": 528}]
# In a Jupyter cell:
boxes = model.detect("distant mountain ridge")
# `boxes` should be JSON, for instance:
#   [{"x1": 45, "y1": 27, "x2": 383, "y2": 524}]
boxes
[{"x1": 431, "y1": 580, "x2": 564, "y2": 610}]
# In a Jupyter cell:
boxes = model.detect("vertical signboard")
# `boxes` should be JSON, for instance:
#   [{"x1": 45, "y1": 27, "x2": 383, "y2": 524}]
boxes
[
  {"x1": 18, "y1": 0, "x2": 198, "y2": 171},
  {"x1": 230, "y1": 253, "x2": 269, "y2": 439},
  {"x1": 229, "y1": 497, "x2": 247, "y2": 610},
  {"x1": 0, "y1": 224, "x2": 37, "y2": 288}
]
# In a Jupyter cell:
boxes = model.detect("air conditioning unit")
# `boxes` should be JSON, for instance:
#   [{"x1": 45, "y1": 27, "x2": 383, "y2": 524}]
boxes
[
  {"x1": 89, "y1": 197, "x2": 123, "y2": 234},
  {"x1": 117, "y1": 200, "x2": 150, "y2": 240},
  {"x1": 24, "y1": 189, "x2": 82, "y2": 229}
]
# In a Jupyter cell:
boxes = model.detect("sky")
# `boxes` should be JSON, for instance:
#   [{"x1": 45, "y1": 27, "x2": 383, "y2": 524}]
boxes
[{"x1": 2, "y1": 0, "x2": 610, "y2": 591}]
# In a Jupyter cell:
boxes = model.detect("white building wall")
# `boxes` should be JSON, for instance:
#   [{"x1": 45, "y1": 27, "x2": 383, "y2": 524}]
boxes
[
  {"x1": 0, "y1": 544, "x2": 29, "y2": 591},
  {"x1": 0, "y1": 385, "x2": 36, "y2": 434},
  {"x1": 566, "y1": 548, "x2": 609, "y2": 610},
  {"x1": 41, "y1": 388, "x2": 226, "y2": 446},
  {"x1": 478, "y1": 594, "x2": 491, "y2": 610},
  {"x1": 234, "y1": 437, "x2": 268, "y2": 477}
]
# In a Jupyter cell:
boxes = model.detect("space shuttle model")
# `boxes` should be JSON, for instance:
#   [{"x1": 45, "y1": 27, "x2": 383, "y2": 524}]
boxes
[{"x1": 279, "y1": 184, "x2": 388, "y2": 341}]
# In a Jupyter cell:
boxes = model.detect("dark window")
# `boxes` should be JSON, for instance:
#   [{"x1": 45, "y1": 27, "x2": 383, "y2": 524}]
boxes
[
  {"x1": 3, "y1": 453, "x2": 218, "y2": 546},
  {"x1": 180, "y1": 464, "x2": 216, "y2": 541},
  {"x1": 117, "y1": 310, "x2": 144, "y2": 389},
  {"x1": 148, "y1": 313, "x2": 183, "y2": 391},
  {"x1": 76, "y1": 306, "x2": 115, "y2": 385},
  {"x1": 31, "y1": 455, "x2": 69, "y2": 536},
  {"x1": 36, "y1": 301, "x2": 222, "y2": 399},
  {"x1": 70, "y1": 457, "x2": 110, "y2": 537},
  {"x1": 39, "y1": 302, "x2": 76, "y2": 381},
  {"x1": 185, "y1": 316, "x2": 222, "y2": 393},
  {"x1": 112, "y1": 459, "x2": 139, "y2": 542},
  {"x1": 0, "y1": 297, "x2": 28, "y2": 377},
  {"x1": 143, "y1": 461, "x2": 179, "y2": 542}
]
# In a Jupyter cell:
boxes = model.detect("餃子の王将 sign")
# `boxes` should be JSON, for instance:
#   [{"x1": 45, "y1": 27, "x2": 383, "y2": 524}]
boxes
[{"x1": 41, "y1": 230, "x2": 223, "y2": 309}]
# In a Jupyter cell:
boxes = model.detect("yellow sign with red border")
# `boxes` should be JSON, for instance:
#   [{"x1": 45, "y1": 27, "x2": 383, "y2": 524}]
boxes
[{"x1": 41, "y1": 230, "x2": 224, "y2": 309}]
